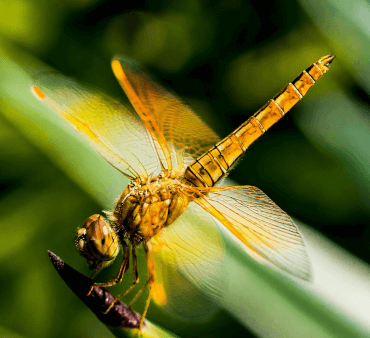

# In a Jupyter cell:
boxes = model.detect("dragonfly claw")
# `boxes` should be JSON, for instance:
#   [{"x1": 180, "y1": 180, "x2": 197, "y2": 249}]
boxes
[{"x1": 103, "y1": 298, "x2": 118, "y2": 314}]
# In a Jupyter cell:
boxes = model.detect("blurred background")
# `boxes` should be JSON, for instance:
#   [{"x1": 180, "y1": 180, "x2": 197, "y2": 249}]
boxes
[{"x1": 0, "y1": 0, "x2": 370, "y2": 337}]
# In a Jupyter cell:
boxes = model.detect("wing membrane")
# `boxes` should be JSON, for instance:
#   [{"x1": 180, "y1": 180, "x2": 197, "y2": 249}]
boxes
[
  {"x1": 111, "y1": 56, "x2": 220, "y2": 171},
  {"x1": 31, "y1": 72, "x2": 159, "y2": 178},
  {"x1": 193, "y1": 186, "x2": 311, "y2": 280},
  {"x1": 149, "y1": 202, "x2": 225, "y2": 320}
]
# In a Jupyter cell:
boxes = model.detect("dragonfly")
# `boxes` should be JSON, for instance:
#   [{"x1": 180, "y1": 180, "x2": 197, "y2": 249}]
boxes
[{"x1": 31, "y1": 53, "x2": 335, "y2": 329}]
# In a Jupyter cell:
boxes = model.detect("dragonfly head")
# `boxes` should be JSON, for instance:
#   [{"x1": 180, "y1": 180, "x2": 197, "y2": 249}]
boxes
[{"x1": 76, "y1": 214, "x2": 120, "y2": 270}]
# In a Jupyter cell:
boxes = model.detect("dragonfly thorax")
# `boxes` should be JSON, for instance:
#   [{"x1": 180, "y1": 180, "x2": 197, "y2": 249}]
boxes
[
  {"x1": 112, "y1": 171, "x2": 190, "y2": 245},
  {"x1": 76, "y1": 171, "x2": 190, "y2": 269}
]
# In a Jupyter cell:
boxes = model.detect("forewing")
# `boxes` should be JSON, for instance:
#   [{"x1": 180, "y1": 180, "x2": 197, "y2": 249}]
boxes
[
  {"x1": 149, "y1": 202, "x2": 225, "y2": 320},
  {"x1": 31, "y1": 72, "x2": 159, "y2": 179},
  {"x1": 194, "y1": 186, "x2": 311, "y2": 280},
  {"x1": 111, "y1": 56, "x2": 220, "y2": 171}
]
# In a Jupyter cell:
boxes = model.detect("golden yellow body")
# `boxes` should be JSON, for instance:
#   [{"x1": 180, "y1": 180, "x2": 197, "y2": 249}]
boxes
[
  {"x1": 185, "y1": 54, "x2": 334, "y2": 188},
  {"x1": 113, "y1": 171, "x2": 190, "y2": 244},
  {"x1": 31, "y1": 54, "x2": 335, "y2": 329}
]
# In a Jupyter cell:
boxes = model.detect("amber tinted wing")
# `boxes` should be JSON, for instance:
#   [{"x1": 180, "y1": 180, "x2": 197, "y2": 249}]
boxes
[
  {"x1": 111, "y1": 56, "x2": 220, "y2": 171},
  {"x1": 31, "y1": 72, "x2": 159, "y2": 179},
  {"x1": 149, "y1": 202, "x2": 225, "y2": 320},
  {"x1": 192, "y1": 186, "x2": 311, "y2": 280}
]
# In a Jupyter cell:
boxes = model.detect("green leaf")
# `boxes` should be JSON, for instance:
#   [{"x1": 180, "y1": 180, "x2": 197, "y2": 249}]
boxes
[{"x1": 1, "y1": 41, "x2": 370, "y2": 338}]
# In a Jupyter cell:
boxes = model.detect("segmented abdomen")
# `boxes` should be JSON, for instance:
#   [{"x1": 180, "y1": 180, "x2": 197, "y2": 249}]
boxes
[{"x1": 184, "y1": 54, "x2": 335, "y2": 187}]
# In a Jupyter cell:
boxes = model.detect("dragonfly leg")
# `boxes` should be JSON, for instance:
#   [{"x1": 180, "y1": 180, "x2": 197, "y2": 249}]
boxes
[
  {"x1": 87, "y1": 243, "x2": 130, "y2": 296},
  {"x1": 103, "y1": 245, "x2": 140, "y2": 314},
  {"x1": 127, "y1": 243, "x2": 155, "y2": 330},
  {"x1": 86, "y1": 264, "x2": 104, "y2": 295}
]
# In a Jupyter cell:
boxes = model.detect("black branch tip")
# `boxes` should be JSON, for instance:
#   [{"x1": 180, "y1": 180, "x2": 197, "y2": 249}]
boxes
[{"x1": 47, "y1": 251, "x2": 141, "y2": 329}]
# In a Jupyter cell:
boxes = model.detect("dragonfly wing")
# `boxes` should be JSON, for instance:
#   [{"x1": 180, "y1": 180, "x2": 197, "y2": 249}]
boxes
[
  {"x1": 111, "y1": 56, "x2": 220, "y2": 171},
  {"x1": 31, "y1": 72, "x2": 159, "y2": 179},
  {"x1": 149, "y1": 202, "x2": 225, "y2": 320},
  {"x1": 194, "y1": 186, "x2": 311, "y2": 280}
]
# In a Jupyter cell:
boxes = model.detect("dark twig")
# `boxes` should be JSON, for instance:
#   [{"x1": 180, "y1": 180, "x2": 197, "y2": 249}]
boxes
[{"x1": 48, "y1": 251, "x2": 141, "y2": 329}]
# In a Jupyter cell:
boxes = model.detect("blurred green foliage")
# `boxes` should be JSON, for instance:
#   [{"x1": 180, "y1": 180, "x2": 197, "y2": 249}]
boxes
[{"x1": 0, "y1": 0, "x2": 370, "y2": 337}]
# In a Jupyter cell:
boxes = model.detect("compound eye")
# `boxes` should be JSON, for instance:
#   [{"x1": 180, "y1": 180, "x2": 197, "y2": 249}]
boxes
[
  {"x1": 82, "y1": 214, "x2": 100, "y2": 229},
  {"x1": 76, "y1": 215, "x2": 119, "y2": 269}
]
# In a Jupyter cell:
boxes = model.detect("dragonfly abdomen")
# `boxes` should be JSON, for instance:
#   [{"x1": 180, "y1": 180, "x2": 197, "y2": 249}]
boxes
[{"x1": 184, "y1": 54, "x2": 335, "y2": 188}]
